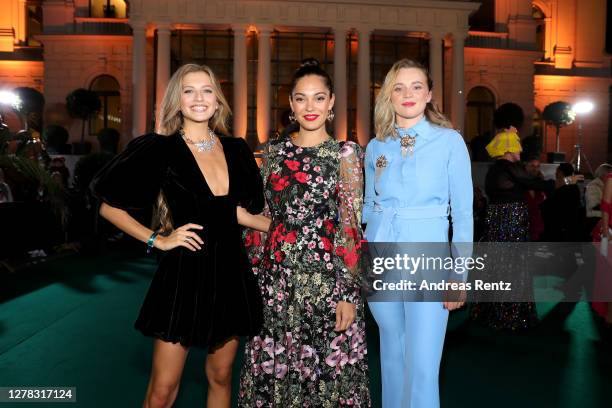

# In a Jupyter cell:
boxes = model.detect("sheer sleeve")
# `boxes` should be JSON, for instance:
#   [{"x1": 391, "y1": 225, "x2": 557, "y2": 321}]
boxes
[
  {"x1": 334, "y1": 141, "x2": 365, "y2": 304},
  {"x1": 235, "y1": 137, "x2": 264, "y2": 214},
  {"x1": 90, "y1": 133, "x2": 168, "y2": 211},
  {"x1": 362, "y1": 141, "x2": 375, "y2": 225}
]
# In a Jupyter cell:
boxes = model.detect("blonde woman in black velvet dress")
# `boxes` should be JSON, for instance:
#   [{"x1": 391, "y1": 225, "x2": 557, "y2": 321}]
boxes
[{"x1": 92, "y1": 64, "x2": 269, "y2": 408}]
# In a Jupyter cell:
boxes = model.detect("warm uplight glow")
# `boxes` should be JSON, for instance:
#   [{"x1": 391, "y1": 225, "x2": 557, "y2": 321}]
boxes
[{"x1": 572, "y1": 101, "x2": 594, "y2": 114}]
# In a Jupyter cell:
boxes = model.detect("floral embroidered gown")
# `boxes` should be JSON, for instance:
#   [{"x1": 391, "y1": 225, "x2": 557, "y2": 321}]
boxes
[{"x1": 239, "y1": 137, "x2": 371, "y2": 407}]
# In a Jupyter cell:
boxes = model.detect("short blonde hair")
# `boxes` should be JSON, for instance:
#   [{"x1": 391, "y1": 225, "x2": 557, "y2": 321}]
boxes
[
  {"x1": 156, "y1": 63, "x2": 231, "y2": 136},
  {"x1": 595, "y1": 163, "x2": 612, "y2": 179},
  {"x1": 374, "y1": 59, "x2": 452, "y2": 141}
]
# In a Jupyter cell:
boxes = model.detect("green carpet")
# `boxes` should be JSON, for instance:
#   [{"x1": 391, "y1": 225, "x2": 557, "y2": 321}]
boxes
[{"x1": 0, "y1": 253, "x2": 610, "y2": 407}]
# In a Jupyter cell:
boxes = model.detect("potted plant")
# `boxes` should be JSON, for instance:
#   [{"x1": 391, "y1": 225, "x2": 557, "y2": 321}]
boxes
[
  {"x1": 65, "y1": 88, "x2": 101, "y2": 155},
  {"x1": 543, "y1": 101, "x2": 575, "y2": 163}
]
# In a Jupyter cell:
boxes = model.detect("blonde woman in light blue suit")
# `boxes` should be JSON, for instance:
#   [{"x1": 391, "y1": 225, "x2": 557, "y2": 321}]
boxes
[{"x1": 363, "y1": 59, "x2": 473, "y2": 408}]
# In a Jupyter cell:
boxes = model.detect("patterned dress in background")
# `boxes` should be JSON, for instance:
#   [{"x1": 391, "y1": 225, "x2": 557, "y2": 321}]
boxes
[
  {"x1": 239, "y1": 137, "x2": 371, "y2": 407},
  {"x1": 470, "y1": 158, "x2": 554, "y2": 330}
]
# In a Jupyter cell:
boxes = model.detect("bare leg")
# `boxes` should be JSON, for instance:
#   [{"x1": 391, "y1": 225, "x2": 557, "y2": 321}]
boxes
[
  {"x1": 143, "y1": 339, "x2": 189, "y2": 408},
  {"x1": 205, "y1": 337, "x2": 239, "y2": 408}
]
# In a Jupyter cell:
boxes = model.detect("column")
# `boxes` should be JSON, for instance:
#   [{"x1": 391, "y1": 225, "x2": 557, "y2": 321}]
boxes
[
  {"x1": 356, "y1": 28, "x2": 371, "y2": 146},
  {"x1": 256, "y1": 25, "x2": 272, "y2": 144},
  {"x1": 333, "y1": 26, "x2": 348, "y2": 140},
  {"x1": 451, "y1": 31, "x2": 466, "y2": 135},
  {"x1": 131, "y1": 21, "x2": 147, "y2": 137},
  {"x1": 232, "y1": 24, "x2": 248, "y2": 139},
  {"x1": 155, "y1": 23, "x2": 171, "y2": 126},
  {"x1": 17, "y1": 0, "x2": 27, "y2": 43},
  {"x1": 428, "y1": 31, "x2": 444, "y2": 111},
  {"x1": 544, "y1": 17, "x2": 552, "y2": 60}
]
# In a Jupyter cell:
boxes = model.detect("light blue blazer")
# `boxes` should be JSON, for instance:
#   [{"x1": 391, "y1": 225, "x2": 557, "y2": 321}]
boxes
[{"x1": 363, "y1": 117, "x2": 473, "y2": 245}]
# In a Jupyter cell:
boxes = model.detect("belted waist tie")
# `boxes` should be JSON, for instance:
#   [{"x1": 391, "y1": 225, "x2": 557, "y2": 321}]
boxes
[{"x1": 371, "y1": 203, "x2": 449, "y2": 242}]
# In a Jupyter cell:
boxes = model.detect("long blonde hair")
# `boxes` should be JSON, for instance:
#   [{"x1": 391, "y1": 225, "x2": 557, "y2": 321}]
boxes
[
  {"x1": 156, "y1": 63, "x2": 232, "y2": 136},
  {"x1": 374, "y1": 58, "x2": 452, "y2": 141},
  {"x1": 153, "y1": 63, "x2": 232, "y2": 233}
]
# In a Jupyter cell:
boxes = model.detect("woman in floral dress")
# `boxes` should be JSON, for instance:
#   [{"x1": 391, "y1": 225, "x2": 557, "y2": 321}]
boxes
[{"x1": 239, "y1": 59, "x2": 370, "y2": 407}]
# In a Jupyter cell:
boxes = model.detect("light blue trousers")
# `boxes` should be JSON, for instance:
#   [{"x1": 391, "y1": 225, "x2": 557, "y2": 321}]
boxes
[{"x1": 368, "y1": 301, "x2": 449, "y2": 408}]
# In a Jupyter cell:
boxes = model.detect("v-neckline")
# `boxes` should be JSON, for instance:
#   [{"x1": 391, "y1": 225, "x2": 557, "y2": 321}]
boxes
[{"x1": 179, "y1": 134, "x2": 230, "y2": 197}]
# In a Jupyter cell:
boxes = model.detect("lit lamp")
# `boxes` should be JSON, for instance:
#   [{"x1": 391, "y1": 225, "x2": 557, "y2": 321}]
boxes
[
  {"x1": 0, "y1": 91, "x2": 21, "y2": 133},
  {"x1": 571, "y1": 101, "x2": 594, "y2": 174},
  {"x1": 0, "y1": 91, "x2": 21, "y2": 110}
]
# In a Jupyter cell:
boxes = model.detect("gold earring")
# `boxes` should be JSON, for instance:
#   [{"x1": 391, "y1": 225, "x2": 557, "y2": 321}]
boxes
[{"x1": 327, "y1": 109, "x2": 335, "y2": 122}]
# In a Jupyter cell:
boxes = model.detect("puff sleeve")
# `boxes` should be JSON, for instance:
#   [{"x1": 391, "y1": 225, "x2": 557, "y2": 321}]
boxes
[{"x1": 90, "y1": 133, "x2": 169, "y2": 211}]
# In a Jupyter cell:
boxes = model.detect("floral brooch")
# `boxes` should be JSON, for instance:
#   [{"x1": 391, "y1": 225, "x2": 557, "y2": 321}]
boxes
[{"x1": 376, "y1": 155, "x2": 388, "y2": 168}]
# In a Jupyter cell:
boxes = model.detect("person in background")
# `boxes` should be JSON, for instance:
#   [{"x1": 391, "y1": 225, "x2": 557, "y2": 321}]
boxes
[
  {"x1": 593, "y1": 171, "x2": 612, "y2": 336},
  {"x1": 540, "y1": 162, "x2": 586, "y2": 242},
  {"x1": 523, "y1": 155, "x2": 546, "y2": 241},
  {"x1": 49, "y1": 157, "x2": 70, "y2": 188},
  {"x1": 586, "y1": 163, "x2": 612, "y2": 234},
  {"x1": 0, "y1": 168, "x2": 13, "y2": 203},
  {"x1": 471, "y1": 130, "x2": 583, "y2": 331}
]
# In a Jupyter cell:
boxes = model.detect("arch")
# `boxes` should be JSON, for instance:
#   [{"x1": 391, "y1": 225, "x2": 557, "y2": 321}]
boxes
[
  {"x1": 90, "y1": 75, "x2": 120, "y2": 92},
  {"x1": 466, "y1": 82, "x2": 500, "y2": 106},
  {"x1": 531, "y1": 0, "x2": 552, "y2": 19},
  {"x1": 82, "y1": 64, "x2": 127, "y2": 94},
  {"x1": 465, "y1": 85, "x2": 496, "y2": 142},
  {"x1": 89, "y1": 74, "x2": 121, "y2": 135}
]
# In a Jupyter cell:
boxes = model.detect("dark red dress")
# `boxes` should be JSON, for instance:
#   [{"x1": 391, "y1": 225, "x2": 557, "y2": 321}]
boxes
[{"x1": 92, "y1": 132, "x2": 264, "y2": 348}]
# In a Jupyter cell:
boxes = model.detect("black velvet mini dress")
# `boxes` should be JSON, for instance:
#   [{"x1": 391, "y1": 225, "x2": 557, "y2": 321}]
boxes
[{"x1": 91, "y1": 132, "x2": 264, "y2": 348}]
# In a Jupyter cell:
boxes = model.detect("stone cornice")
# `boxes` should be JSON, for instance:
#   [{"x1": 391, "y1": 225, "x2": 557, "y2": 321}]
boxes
[
  {"x1": 465, "y1": 47, "x2": 543, "y2": 59},
  {"x1": 36, "y1": 34, "x2": 132, "y2": 42},
  {"x1": 128, "y1": 0, "x2": 478, "y2": 35}
]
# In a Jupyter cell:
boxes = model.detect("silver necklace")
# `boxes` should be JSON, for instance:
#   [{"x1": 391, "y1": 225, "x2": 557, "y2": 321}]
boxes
[{"x1": 180, "y1": 127, "x2": 217, "y2": 152}]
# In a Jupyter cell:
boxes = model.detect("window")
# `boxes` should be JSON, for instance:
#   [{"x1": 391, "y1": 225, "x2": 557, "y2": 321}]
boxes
[
  {"x1": 609, "y1": 86, "x2": 612, "y2": 159},
  {"x1": 89, "y1": 75, "x2": 121, "y2": 135},
  {"x1": 347, "y1": 33, "x2": 358, "y2": 142},
  {"x1": 465, "y1": 86, "x2": 495, "y2": 142},
  {"x1": 607, "y1": 0, "x2": 612, "y2": 54},
  {"x1": 170, "y1": 29, "x2": 234, "y2": 132},
  {"x1": 27, "y1": 3, "x2": 43, "y2": 47},
  {"x1": 532, "y1": 5, "x2": 546, "y2": 55},
  {"x1": 270, "y1": 30, "x2": 334, "y2": 138},
  {"x1": 533, "y1": 108, "x2": 544, "y2": 141},
  {"x1": 89, "y1": 0, "x2": 127, "y2": 18},
  {"x1": 247, "y1": 30, "x2": 258, "y2": 145}
]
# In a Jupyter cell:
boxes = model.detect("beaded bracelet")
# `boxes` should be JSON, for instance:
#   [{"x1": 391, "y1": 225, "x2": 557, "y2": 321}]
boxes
[{"x1": 146, "y1": 231, "x2": 159, "y2": 254}]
